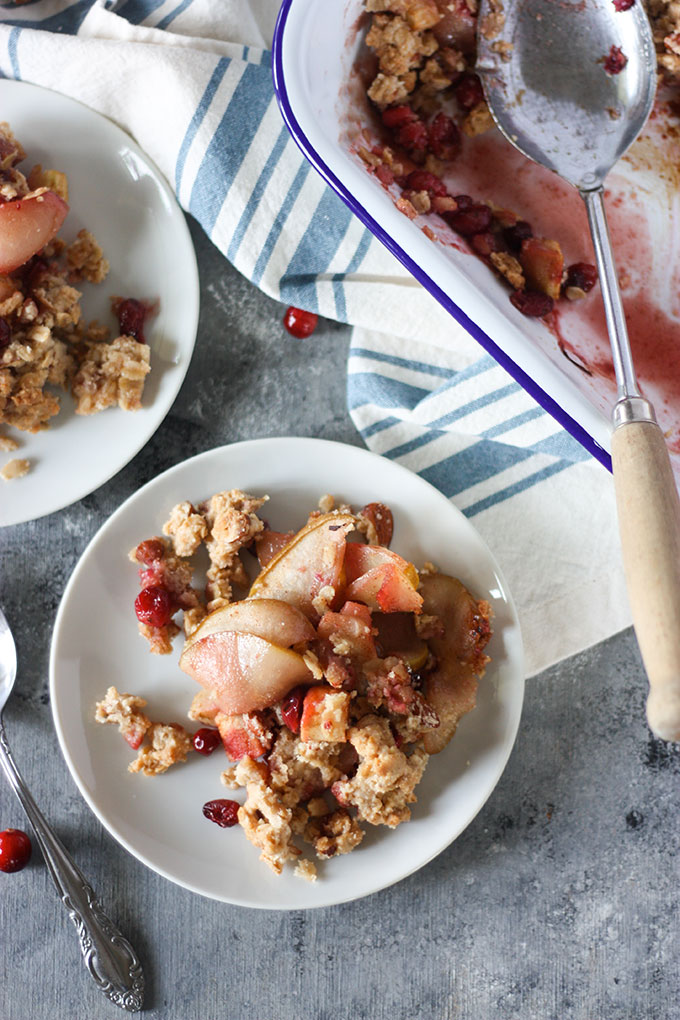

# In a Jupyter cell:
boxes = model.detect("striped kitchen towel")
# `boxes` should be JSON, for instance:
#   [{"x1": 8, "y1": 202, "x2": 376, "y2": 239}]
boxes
[{"x1": 0, "y1": 0, "x2": 632, "y2": 674}]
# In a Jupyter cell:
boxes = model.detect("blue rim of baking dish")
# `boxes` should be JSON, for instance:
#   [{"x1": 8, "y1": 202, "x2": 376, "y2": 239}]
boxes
[{"x1": 271, "y1": 0, "x2": 612, "y2": 473}]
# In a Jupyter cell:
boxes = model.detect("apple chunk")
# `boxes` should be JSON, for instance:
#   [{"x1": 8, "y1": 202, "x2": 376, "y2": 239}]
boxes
[
  {"x1": 248, "y1": 512, "x2": 357, "y2": 619},
  {"x1": 346, "y1": 562, "x2": 423, "y2": 613},
  {"x1": 343, "y1": 542, "x2": 418, "y2": 586},
  {"x1": 0, "y1": 189, "x2": 68, "y2": 272},
  {"x1": 179, "y1": 630, "x2": 314, "y2": 715},
  {"x1": 343, "y1": 542, "x2": 422, "y2": 613},
  {"x1": 299, "y1": 687, "x2": 350, "y2": 743},
  {"x1": 419, "y1": 573, "x2": 492, "y2": 754},
  {"x1": 519, "y1": 237, "x2": 564, "y2": 301},
  {"x1": 183, "y1": 598, "x2": 315, "y2": 654}
]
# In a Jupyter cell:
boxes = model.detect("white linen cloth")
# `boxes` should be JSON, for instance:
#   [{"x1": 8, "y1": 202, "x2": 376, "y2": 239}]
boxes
[{"x1": 0, "y1": 0, "x2": 632, "y2": 674}]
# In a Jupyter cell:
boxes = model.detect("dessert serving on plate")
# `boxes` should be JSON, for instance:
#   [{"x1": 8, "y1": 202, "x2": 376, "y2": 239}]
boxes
[
  {"x1": 95, "y1": 488, "x2": 492, "y2": 881},
  {"x1": 0, "y1": 121, "x2": 155, "y2": 480}
]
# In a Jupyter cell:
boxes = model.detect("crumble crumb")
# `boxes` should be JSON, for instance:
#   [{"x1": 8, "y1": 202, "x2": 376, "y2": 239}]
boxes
[
  {"x1": 128, "y1": 722, "x2": 192, "y2": 776},
  {"x1": 95, "y1": 685, "x2": 151, "y2": 750},
  {"x1": 66, "y1": 229, "x2": 110, "y2": 284},
  {"x1": 72, "y1": 335, "x2": 150, "y2": 415},
  {"x1": 490, "y1": 251, "x2": 526, "y2": 290},
  {"x1": 0, "y1": 457, "x2": 30, "y2": 480},
  {"x1": 331, "y1": 714, "x2": 429, "y2": 828},
  {"x1": 163, "y1": 501, "x2": 208, "y2": 557}
]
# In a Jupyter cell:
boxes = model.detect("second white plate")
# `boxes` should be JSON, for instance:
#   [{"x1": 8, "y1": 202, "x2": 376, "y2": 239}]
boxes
[
  {"x1": 0, "y1": 80, "x2": 199, "y2": 527},
  {"x1": 50, "y1": 437, "x2": 524, "y2": 910}
]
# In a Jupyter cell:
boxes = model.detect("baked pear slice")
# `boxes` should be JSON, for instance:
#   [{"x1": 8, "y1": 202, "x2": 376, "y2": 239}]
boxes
[
  {"x1": 420, "y1": 573, "x2": 492, "y2": 754},
  {"x1": 182, "y1": 598, "x2": 315, "y2": 653},
  {"x1": 179, "y1": 630, "x2": 314, "y2": 715},
  {"x1": 248, "y1": 512, "x2": 357, "y2": 619}
]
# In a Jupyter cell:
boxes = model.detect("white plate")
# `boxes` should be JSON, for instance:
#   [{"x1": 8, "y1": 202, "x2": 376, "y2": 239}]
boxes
[
  {"x1": 50, "y1": 438, "x2": 524, "y2": 910},
  {"x1": 0, "y1": 81, "x2": 199, "y2": 527}
]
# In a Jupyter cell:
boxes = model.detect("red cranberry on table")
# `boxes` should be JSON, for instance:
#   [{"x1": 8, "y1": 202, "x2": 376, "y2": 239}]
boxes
[
  {"x1": 203, "y1": 799, "x2": 240, "y2": 828},
  {"x1": 193, "y1": 728, "x2": 221, "y2": 756},
  {"x1": 0, "y1": 828, "x2": 32, "y2": 873},
  {"x1": 612, "y1": 0, "x2": 635, "y2": 8},
  {"x1": 134, "y1": 585, "x2": 174, "y2": 628},
  {"x1": 283, "y1": 306, "x2": 318, "y2": 339}
]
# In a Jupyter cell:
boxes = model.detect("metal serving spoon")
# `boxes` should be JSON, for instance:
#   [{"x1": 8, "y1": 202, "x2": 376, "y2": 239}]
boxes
[
  {"x1": 0, "y1": 607, "x2": 144, "y2": 1011},
  {"x1": 476, "y1": 0, "x2": 680, "y2": 741}
]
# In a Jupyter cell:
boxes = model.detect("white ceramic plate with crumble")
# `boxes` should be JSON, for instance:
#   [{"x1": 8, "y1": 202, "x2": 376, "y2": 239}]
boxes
[
  {"x1": 49, "y1": 438, "x2": 524, "y2": 910},
  {"x1": 0, "y1": 80, "x2": 199, "y2": 527}
]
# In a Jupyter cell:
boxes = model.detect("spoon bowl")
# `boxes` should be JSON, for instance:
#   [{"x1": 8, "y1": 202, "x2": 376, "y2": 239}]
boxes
[{"x1": 476, "y1": 0, "x2": 657, "y2": 190}]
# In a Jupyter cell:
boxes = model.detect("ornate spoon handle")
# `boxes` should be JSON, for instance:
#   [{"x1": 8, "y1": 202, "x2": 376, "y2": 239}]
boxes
[{"x1": 0, "y1": 720, "x2": 144, "y2": 1012}]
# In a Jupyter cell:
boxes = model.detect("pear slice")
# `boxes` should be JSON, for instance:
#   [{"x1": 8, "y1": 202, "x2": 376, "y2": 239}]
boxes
[
  {"x1": 419, "y1": 573, "x2": 492, "y2": 754},
  {"x1": 0, "y1": 189, "x2": 68, "y2": 272},
  {"x1": 183, "y1": 598, "x2": 315, "y2": 655},
  {"x1": 248, "y1": 512, "x2": 357, "y2": 619},
  {"x1": 179, "y1": 630, "x2": 315, "y2": 715}
]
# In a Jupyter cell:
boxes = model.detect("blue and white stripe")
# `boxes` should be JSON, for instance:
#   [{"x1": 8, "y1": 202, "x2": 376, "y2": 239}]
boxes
[{"x1": 348, "y1": 329, "x2": 590, "y2": 518}]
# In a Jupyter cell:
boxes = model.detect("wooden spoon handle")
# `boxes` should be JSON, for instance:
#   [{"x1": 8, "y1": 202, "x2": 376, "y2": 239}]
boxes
[{"x1": 611, "y1": 419, "x2": 680, "y2": 741}]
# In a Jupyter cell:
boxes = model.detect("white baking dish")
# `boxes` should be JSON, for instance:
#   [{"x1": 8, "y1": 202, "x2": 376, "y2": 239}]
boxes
[{"x1": 273, "y1": 0, "x2": 680, "y2": 477}]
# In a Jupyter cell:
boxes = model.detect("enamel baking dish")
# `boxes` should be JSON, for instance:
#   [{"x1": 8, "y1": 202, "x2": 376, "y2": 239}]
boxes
[{"x1": 272, "y1": 0, "x2": 680, "y2": 477}]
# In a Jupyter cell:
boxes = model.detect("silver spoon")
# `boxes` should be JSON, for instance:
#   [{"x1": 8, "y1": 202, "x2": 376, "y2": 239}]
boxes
[
  {"x1": 0, "y1": 607, "x2": 144, "y2": 1011},
  {"x1": 476, "y1": 0, "x2": 680, "y2": 741}
]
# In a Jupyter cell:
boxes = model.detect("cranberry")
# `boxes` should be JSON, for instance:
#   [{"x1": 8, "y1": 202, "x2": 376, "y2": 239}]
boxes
[
  {"x1": 134, "y1": 585, "x2": 174, "y2": 628},
  {"x1": 281, "y1": 686, "x2": 306, "y2": 734},
  {"x1": 395, "y1": 117, "x2": 429, "y2": 157},
  {"x1": 375, "y1": 164, "x2": 395, "y2": 186},
  {"x1": 0, "y1": 317, "x2": 10, "y2": 350},
  {"x1": 381, "y1": 105, "x2": 417, "y2": 129},
  {"x1": 613, "y1": 0, "x2": 635, "y2": 11},
  {"x1": 193, "y1": 728, "x2": 221, "y2": 755},
  {"x1": 427, "y1": 112, "x2": 460, "y2": 160},
  {"x1": 134, "y1": 539, "x2": 165, "y2": 565},
  {"x1": 503, "y1": 220, "x2": 533, "y2": 251},
  {"x1": 604, "y1": 45, "x2": 628, "y2": 75},
  {"x1": 446, "y1": 203, "x2": 493, "y2": 236},
  {"x1": 471, "y1": 231, "x2": 502, "y2": 256},
  {"x1": 455, "y1": 73, "x2": 485, "y2": 110},
  {"x1": 283, "y1": 306, "x2": 318, "y2": 339},
  {"x1": 453, "y1": 194, "x2": 473, "y2": 210},
  {"x1": 404, "y1": 170, "x2": 447, "y2": 197},
  {"x1": 203, "y1": 799, "x2": 240, "y2": 828},
  {"x1": 114, "y1": 297, "x2": 148, "y2": 343},
  {"x1": 0, "y1": 828, "x2": 32, "y2": 873},
  {"x1": 509, "y1": 290, "x2": 554, "y2": 317},
  {"x1": 565, "y1": 262, "x2": 598, "y2": 293},
  {"x1": 22, "y1": 255, "x2": 48, "y2": 293}
]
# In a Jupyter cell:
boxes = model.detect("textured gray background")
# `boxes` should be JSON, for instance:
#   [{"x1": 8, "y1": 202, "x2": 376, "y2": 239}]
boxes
[{"x1": 0, "y1": 218, "x2": 678, "y2": 1020}]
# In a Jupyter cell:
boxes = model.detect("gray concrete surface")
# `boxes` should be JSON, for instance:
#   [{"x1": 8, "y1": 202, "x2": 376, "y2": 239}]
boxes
[{"x1": 0, "y1": 217, "x2": 677, "y2": 1020}]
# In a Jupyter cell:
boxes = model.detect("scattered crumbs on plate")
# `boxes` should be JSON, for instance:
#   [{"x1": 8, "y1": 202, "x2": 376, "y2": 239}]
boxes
[{"x1": 1, "y1": 458, "x2": 30, "y2": 481}]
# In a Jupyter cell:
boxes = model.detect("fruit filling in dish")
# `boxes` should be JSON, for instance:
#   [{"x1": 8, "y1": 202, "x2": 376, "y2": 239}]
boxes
[
  {"x1": 0, "y1": 121, "x2": 155, "y2": 477},
  {"x1": 356, "y1": 0, "x2": 678, "y2": 319},
  {"x1": 95, "y1": 491, "x2": 493, "y2": 881}
]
